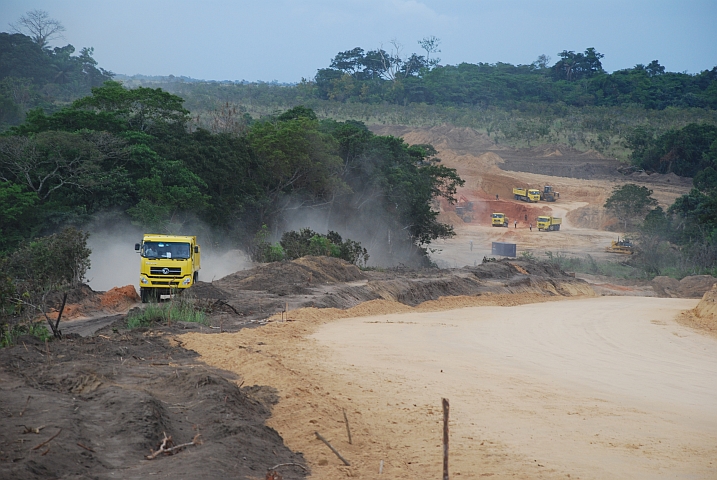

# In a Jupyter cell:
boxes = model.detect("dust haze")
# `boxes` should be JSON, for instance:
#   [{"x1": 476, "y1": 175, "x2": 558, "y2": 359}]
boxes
[{"x1": 85, "y1": 220, "x2": 251, "y2": 292}]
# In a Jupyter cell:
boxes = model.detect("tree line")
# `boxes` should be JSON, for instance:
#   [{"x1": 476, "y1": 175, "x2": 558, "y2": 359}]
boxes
[
  {"x1": 0, "y1": 82, "x2": 462, "y2": 259},
  {"x1": 312, "y1": 44, "x2": 716, "y2": 110}
]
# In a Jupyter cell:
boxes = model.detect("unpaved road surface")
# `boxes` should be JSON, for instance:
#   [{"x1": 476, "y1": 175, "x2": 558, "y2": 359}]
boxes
[
  {"x1": 183, "y1": 296, "x2": 717, "y2": 479},
  {"x1": 311, "y1": 297, "x2": 716, "y2": 478}
]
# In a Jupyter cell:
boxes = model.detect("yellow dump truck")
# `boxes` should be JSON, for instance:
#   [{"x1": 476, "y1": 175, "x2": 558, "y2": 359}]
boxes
[
  {"x1": 513, "y1": 187, "x2": 541, "y2": 203},
  {"x1": 537, "y1": 216, "x2": 562, "y2": 231},
  {"x1": 135, "y1": 234, "x2": 201, "y2": 303},
  {"x1": 491, "y1": 213, "x2": 509, "y2": 227}
]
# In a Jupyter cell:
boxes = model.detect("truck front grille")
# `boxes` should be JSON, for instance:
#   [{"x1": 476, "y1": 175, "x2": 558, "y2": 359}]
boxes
[{"x1": 150, "y1": 267, "x2": 182, "y2": 276}]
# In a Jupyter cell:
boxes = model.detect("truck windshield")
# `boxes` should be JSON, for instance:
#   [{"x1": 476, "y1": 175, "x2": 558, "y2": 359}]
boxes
[
  {"x1": 537, "y1": 217, "x2": 549, "y2": 222},
  {"x1": 492, "y1": 214, "x2": 503, "y2": 218},
  {"x1": 142, "y1": 242, "x2": 191, "y2": 259}
]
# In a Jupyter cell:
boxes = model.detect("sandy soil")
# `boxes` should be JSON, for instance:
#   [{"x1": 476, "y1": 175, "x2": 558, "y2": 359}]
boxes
[{"x1": 180, "y1": 295, "x2": 717, "y2": 479}]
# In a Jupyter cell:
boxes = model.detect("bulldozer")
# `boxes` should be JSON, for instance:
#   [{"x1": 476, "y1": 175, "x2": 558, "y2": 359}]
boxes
[{"x1": 605, "y1": 237, "x2": 634, "y2": 254}]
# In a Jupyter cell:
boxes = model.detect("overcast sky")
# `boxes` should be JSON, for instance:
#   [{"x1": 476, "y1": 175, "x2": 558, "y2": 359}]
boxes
[{"x1": 2, "y1": 0, "x2": 716, "y2": 82}]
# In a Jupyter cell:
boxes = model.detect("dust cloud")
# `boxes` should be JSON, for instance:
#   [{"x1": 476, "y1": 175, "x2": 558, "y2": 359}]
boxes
[
  {"x1": 85, "y1": 221, "x2": 252, "y2": 291},
  {"x1": 280, "y1": 199, "x2": 423, "y2": 267}
]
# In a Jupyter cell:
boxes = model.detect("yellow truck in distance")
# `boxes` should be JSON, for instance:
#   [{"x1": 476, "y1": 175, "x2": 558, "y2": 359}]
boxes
[
  {"x1": 135, "y1": 234, "x2": 201, "y2": 303},
  {"x1": 537, "y1": 216, "x2": 562, "y2": 231},
  {"x1": 513, "y1": 187, "x2": 541, "y2": 203},
  {"x1": 492, "y1": 213, "x2": 509, "y2": 227}
]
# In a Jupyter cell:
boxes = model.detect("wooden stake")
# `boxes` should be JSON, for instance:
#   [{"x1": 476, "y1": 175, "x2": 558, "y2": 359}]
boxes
[
  {"x1": 342, "y1": 408, "x2": 352, "y2": 445},
  {"x1": 19, "y1": 395, "x2": 32, "y2": 417},
  {"x1": 314, "y1": 431, "x2": 350, "y2": 466},
  {"x1": 442, "y1": 398, "x2": 449, "y2": 480}
]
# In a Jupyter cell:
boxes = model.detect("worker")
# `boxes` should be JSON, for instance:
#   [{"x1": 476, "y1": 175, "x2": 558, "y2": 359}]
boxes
[
  {"x1": 495, "y1": 194, "x2": 499, "y2": 201},
  {"x1": 469, "y1": 240, "x2": 473, "y2": 251},
  {"x1": 529, "y1": 223, "x2": 532, "y2": 231},
  {"x1": 514, "y1": 220, "x2": 517, "y2": 229},
  {"x1": 524, "y1": 214, "x2": 528, "y2": 221}
]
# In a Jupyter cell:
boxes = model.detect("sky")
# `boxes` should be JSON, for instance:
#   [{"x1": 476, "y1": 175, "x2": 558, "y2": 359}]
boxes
[{"x1": 1, "y1": 0, "x2": 716, "y2": 83}]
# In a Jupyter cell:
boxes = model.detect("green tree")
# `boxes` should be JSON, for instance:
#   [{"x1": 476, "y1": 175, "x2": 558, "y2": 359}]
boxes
[
  {"x1": 0, "y1": 181, "x2": 39, "y2": 253},
  {"x1": 604, "y1": 183, "x2": 658, "y2": 230},
  {"x1": 2, "y1": 227, "x2": 90, "y2": 338}
]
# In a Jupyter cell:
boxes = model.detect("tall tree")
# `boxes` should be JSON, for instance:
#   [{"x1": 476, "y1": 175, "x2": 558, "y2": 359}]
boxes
[
  {"x1": 604, "y1": 183, "x2": 658, "y2": 230},
  {"x1": 9, "y1": 10, "x2": 65, "y2": 49}
]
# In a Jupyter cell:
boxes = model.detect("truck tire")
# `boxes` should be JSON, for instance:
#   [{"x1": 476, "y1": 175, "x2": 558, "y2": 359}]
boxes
[
  {"x1": 556, "y1": 224, "x2": 560, "y2": 230},
  {"x1": 193, "y1": 271, "x2": 199, "y2": 283},
  {"x1": 140, "y1": 287, "x2": 149, "y2": 303}
]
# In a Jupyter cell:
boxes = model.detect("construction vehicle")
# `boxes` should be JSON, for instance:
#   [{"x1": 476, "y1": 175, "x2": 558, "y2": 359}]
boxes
[
  {"x1": 513, "y1": 187, "x2": 541, "y2": 203},
  {"x1": 135, "y1": 234, "x2": 201, "y2": 303},
  {"x1": 454, "y1": 195, "x2": 475, "y2": 222},
  {"x1": 540, "y1": 185, "x2": 559, "y2": 202},
  {"x1": 605, "y1": 237, "x2": 634, "y2": 254},
  {"x1": 537, "y1": 216, "x2": 562, "y2": 231},
  {"x1": 491, "y1": 213, "x2": 509, "y2": 227}
]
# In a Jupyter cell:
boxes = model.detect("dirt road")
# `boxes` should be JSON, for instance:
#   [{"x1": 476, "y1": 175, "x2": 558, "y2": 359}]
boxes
[
  {"x1": 310, "y1": 296, "x2": 715, "y2": 478},
  {"x1": 182, "y1": 295, "x2": 716, "y2": 479}
]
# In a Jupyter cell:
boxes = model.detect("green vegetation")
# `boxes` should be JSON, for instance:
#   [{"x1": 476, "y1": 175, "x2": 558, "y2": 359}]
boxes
[
  {"x1": 545, "y1": 251, "x2": 637, "y2": 278},
  {"x1": 253, "y1": 227, "x2": 370, "y2": 266},
  {"x1": 126, "y1": 296, "x2": 207, "y2": 328},
  {"x1": 604, "y1": 184, "x2": 658, "y2": 230},
  {"x1": 0, "y1": 227, "x2": 91, "y2": 346},
  {"x1": 0, "y1": 18, "x2": 113, "y2": 128},
  {"x1": 0, "y1": 321, "x2": 51, "y2": 348}
]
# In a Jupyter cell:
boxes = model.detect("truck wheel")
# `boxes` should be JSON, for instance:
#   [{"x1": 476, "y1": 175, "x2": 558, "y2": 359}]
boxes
[
  {"x1": 556, "y1": 224, "x2": 560, "y2": 230},
  {"x1": 193, "y1": 271, "x2": 199, "y2": 283},
  {"x1": 140, "y1": 288, "x2": 149, "y2": 303}
]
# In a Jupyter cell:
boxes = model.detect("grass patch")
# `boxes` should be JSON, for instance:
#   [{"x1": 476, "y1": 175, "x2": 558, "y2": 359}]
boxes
[
  {"x1": 545, "y1": 251, "x2": 639, "y2": 278},
  {"x1": 127, "y1": 296, "x2": 207, "y2": 329},
  {"x1": 1, "y1": 322, "x2": 52, "y2": 348}
]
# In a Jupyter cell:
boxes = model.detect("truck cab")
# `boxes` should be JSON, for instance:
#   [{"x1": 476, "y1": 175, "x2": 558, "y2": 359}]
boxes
[
  {"x1": 135, "y1": 234, "x2": 201, "y2": 302},
  {"x1": 491, "y1": 213, "x2": 509, "y2": 227}
]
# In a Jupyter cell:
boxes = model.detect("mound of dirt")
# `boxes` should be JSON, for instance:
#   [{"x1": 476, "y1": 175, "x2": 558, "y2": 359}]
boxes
[
  {"x1": 652, "y1": 275, "x2": 717, "y2": 298},
  {"x1": 695, "y1": 284, "x2": 717, "y2": 319},
  {"x1": 0, "y1": 328, "x2": 307, "y2": 479},
  {"x1": 677, "y1": 275, "x2": 717, "y2": 298},
  {"x1": 44, "y1": 285, "x2": 140, "y2": 321},
  {"x1": 99, "y1": 285, "x2": 140, "y2": 311},
  {"x1": 678, "y1": 283, "x2": 717, "y2": 338},
  {"x1": 217, "y1": 256, "x2": 365, "y2": 296}
]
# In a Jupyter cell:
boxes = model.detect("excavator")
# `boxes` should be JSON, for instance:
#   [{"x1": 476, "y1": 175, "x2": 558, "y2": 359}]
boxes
[{"x1": 454, "y1": 195, "x2": 475, "y2": 222}]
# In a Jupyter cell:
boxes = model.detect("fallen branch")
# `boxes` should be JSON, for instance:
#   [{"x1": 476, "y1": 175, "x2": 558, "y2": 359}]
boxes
[
  {"x1": 146, "y1": 432, "x2": 202, "y2": 459},
  {"x1": 343, "y1": 408, "x2": 352, "y2": 445},
  {"x1": 32, "y1": 428, "x2": 62, "y2": 450},
  {"x1": 314, "y1": 431, "x2": 350, "y2": 466},
  {"x1": 77, "y1": 442, "x2": 95, "y2": 452},
  {"x1": 269, "y1": 462, "x2": 308, "y2": 472}
]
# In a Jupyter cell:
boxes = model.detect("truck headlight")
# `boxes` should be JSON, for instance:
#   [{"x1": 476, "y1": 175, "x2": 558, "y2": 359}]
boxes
[
  {"x1": 182, "y1": 277, "x2": 191, "y2": 285},
  {"x1": 141, "y1": 276, "x2": 149, "y2": 284}
]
